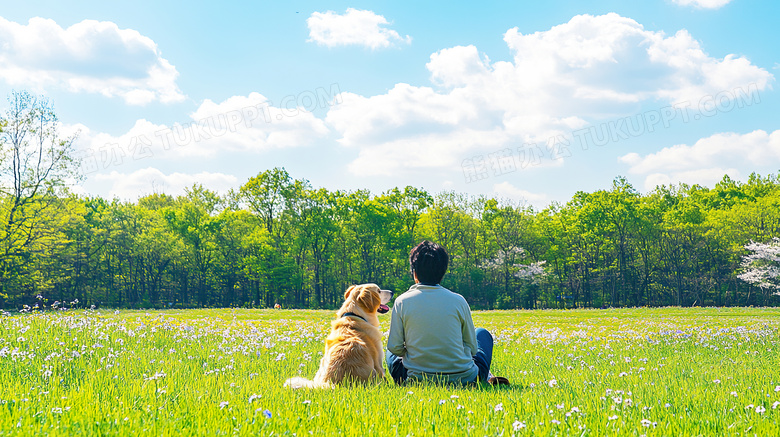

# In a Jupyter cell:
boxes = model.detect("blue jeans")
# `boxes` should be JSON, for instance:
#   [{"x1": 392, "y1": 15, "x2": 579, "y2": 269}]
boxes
[{"x1": 386, "y1": 327, "x2": 494, "y2": 384}]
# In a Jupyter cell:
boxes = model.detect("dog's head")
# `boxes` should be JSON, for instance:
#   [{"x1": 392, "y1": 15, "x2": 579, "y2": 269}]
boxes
[{"x1": 340, "y1": 284, "x2": 394, "y2": 318}]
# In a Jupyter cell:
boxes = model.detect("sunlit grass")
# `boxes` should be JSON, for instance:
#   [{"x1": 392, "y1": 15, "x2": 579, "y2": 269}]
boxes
[{"x1": 1, "y1": 307, "x2": 779, "y2": 436}]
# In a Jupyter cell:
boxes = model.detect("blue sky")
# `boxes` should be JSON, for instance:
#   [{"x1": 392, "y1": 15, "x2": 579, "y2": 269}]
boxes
[{"x1": 1, "y1": 0, "x2": 777, "y2": 207}]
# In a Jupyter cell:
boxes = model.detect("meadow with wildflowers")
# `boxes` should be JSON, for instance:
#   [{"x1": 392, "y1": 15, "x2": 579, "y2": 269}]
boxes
[{"x1": 1, "y1": 307, "x2": 779, "y2": 436}]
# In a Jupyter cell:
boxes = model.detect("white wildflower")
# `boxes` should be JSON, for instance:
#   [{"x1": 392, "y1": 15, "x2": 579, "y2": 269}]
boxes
[{"x1": 144, "y1": 372, "x2": 166, "y2": 381}]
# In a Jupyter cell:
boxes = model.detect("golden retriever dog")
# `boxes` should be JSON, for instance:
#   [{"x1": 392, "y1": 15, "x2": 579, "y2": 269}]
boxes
[{"x1": 284, "y1": 284, "x2": 393, "y2": 389}]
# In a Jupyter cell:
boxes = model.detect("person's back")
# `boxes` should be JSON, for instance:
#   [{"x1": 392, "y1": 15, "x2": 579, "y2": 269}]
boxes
[
  {"x1": 385, "y1": 240, "x2": 495, "y2": 385},
  {"x1": 388, "y1": 283, "x2": 478, "y2": 382}
]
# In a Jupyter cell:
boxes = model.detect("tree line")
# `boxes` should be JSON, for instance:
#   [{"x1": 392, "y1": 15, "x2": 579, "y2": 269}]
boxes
[
  {"x1": 3, "y1": 168, "x2": 780, "y2": 310},
  {"x1": 2, "y1": 91, "x2": 779, "y2": 310}
]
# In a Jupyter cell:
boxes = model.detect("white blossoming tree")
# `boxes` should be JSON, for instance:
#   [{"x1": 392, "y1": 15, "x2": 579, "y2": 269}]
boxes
[
  {"x1": 484, "y1": 246, "x2": 547, "y2": 308},
  {"x1": 737, "y1": 238, "x2": 780, "y2": 295}
]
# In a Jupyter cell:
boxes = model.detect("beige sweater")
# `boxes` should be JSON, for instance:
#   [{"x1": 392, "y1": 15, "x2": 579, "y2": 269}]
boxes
[{"x1": 387, "y1": 283, "x2": 479, "y2": 383}]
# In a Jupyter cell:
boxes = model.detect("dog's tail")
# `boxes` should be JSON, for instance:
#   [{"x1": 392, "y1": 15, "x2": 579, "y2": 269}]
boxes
[{"x1": 284, "y1": 377, "x2": 333, "y2": 389}]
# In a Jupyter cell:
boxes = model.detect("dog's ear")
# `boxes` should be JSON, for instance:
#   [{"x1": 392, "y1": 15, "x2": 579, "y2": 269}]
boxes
[
  {"x1": 356, "y1": 285, "x2": 380, "y2": 312},
  {"x1": 344, "y1": 285, "x2": 357, "y2": 300}
]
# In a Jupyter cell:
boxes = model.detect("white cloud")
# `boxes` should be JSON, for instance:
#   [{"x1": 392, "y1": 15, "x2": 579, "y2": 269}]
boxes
[
  {"x1": 70, "y1": 92, "x2": 331, "y2": 199},
  {"x1": 326, "y1": 13, "x2": 772, "y2": 177},
  {"x1": 307, "y1": 8, "x2": 411, "y2": 49},
  {"x1": 73, "y1": 92, "x2": 330, "y2": 164},
  {"x1": 642, "y1": 168, "x2": 742, "y2": 191},
  {"x1": 492, "y1": 181, "x2": 548, "y2": 207},
  {"x1": 620, "y1": 129, "x2": 780, "y2": 191},
  {"x1": 90, "y1": 167, "x2": 238, "y2": 201},
  {"x1": 0, "y1": 17, "x2": 184, "y2": 104},
  {"x1": 187, "y1": 93, "x2": 330, "y2": 154},
  {"x1": 671, "y1": 0, "x2": 733, "y2": 9}
]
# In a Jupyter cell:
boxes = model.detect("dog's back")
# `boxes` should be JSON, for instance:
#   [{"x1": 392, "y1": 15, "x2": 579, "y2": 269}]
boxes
[
  {"x1": 320, "y1": 321, "x2": 382, "y2": 384},
  {"x1": 284, "y1": 284, "x2": 390, "y2": 389},
  {"x1": 284, "y1": 317, "x2": 383, "y2": 388}
]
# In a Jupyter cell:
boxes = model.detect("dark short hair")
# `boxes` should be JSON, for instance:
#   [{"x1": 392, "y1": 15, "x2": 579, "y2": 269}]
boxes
[{"x1": 409, "y1": 240, "x2": 448, "y2": 285}]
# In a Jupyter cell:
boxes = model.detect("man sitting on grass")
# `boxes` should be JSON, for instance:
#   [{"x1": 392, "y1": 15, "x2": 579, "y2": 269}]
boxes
[{"x1": 386, "y1": 240, "x2": 507, "y2": 385}]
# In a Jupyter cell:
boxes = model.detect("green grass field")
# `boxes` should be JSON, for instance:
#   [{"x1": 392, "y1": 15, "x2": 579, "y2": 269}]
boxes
[{"x1": 1, "y1": 307, "x2": 779, "y2": 436}]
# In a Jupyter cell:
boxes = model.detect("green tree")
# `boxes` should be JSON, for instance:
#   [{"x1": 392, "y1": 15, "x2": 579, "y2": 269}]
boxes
[{"x1": 0, "y1": 91, "x2": 80, "y2": 306}]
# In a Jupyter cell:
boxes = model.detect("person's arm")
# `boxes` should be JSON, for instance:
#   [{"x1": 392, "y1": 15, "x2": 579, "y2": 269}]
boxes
[
  {"x1": 387, "y1": 303, "x2": 406, "y2": 356},
  {"x1": 460, "y1": 300, "x2": 478, "y2": 356}
]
